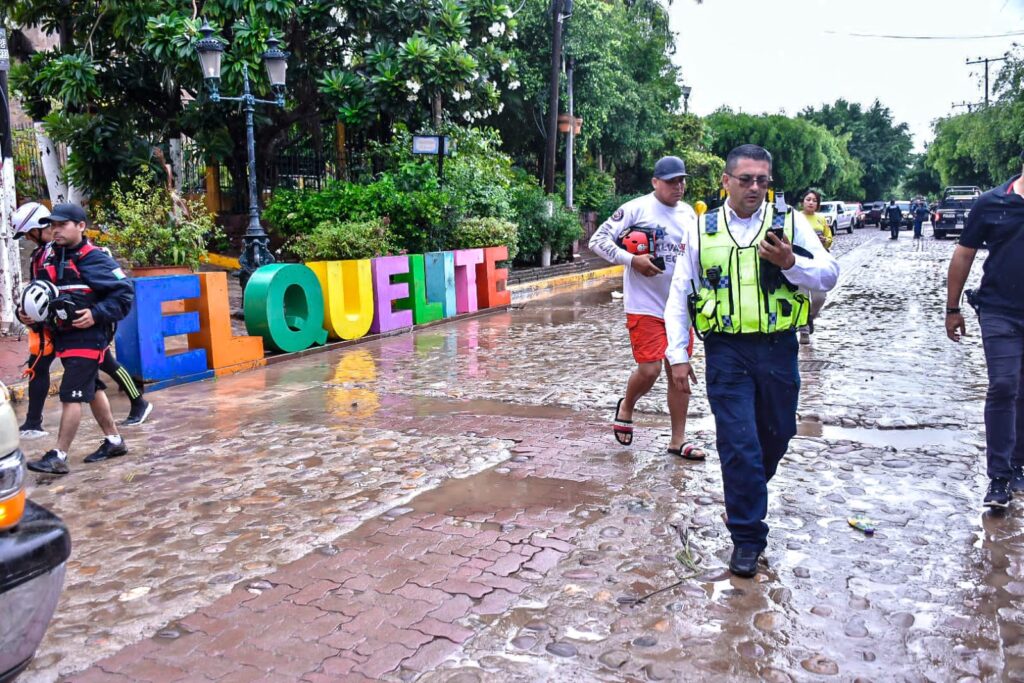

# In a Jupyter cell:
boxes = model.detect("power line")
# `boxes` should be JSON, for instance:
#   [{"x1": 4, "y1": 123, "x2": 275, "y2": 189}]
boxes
[{"x1": 824, "y1": 29, "x2": 1024, "y2": 41}]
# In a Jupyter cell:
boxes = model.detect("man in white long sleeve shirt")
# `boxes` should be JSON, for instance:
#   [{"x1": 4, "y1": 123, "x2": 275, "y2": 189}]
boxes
[
  {"x1": 589, "y1": 156, "x2": 704, "y2": 459},
  {"x1": 663, "y1": 145, "x2": 840, "y2": 578}
]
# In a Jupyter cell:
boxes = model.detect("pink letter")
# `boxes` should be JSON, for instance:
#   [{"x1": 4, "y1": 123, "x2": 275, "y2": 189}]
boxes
[
  {"x1": 454, "y1": 249, "x2": 484, "y2": 314},
  {"x1": 371, "y1": 256, "x2": 413, "y2": 333}
]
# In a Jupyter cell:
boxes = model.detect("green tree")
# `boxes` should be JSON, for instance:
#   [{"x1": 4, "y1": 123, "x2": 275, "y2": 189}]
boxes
[
  {"x1": 902, "y1": 153, "x2": 942, "y2": 198},
  {"x1": 926, "y1": 49, "x2": 1024, "y2": 188},
  {"x1": 800, "y1": 99, "x2": 913, "y2": 200},
  {"x1": 492, "y1": 0, "x2": 681, "y2": 187},
  {"x1": 8, "y1": 0, "x2": 519, "y2": 199}
]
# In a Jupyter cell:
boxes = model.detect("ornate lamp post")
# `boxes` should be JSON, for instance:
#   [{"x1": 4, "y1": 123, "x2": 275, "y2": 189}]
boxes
[{"x1": 194, "y1": 21, "x2": 288, "y2": 287}]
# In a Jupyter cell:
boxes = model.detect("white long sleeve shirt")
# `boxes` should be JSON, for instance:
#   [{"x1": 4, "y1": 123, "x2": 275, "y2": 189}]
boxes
[
  {"x1": 588, "y1": 193, "x2": 697, "y2": 318},
  {"x1": 664, "y1": 201, "x2": 840, "y2": 365}
]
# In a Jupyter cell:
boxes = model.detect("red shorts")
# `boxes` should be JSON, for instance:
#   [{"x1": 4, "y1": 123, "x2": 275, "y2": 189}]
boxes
[{"x1": 626, "y1": 314, "x2": 695, "y2": 365}]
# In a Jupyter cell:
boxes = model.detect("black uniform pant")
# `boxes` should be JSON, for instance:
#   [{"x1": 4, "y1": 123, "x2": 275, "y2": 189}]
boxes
[{"x1": 23, "y1": 347, "x2": 143, "y2": 428}]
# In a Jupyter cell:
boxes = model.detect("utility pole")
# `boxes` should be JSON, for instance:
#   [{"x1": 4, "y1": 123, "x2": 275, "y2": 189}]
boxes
[
  {"x1": 565, "y1": 56, "x2": 574, "y2": 209},
  {"x1": 966, "y1": 54, "x2": 1007, "y2": 108},
  {"x1": 543, "y1": 0, "x2": 571, "y2": 194},
  {"x1": 951, "y1": 100, "x2": 984, "y2": 113},
  {"x1": 0, "y1": 26, "x2": 20, "y2": 334}
]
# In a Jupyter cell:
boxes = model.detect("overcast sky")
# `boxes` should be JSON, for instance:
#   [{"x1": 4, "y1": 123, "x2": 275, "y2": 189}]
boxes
[{"x1": 666, "y1": 0, "x2": 1024, "y2": 151}]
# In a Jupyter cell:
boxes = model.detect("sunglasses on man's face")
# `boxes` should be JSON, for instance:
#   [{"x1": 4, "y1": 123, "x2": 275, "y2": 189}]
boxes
[{"x1": 727, "y1": 174, "x2": 772, "y2": 188}]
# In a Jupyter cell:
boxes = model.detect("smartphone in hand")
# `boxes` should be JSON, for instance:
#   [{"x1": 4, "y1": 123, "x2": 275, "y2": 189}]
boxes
[{"x1": 651, "y1": 256, "x2": 666, "y2": 271}]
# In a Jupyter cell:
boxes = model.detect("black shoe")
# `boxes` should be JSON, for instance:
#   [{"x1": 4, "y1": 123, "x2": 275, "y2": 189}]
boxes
[
  {"x1": 1011, "y1": 468, "x2": 1024, "y2": 494},
  {"x1": 27, "y1": 450, "x2": 70, "y2": 475},
  {"x1": 121, "y1": 400, "x2": 153, "y2": 426},
  {"x1": 84, "y1": 438, "x2": 128, "y2": 463},
  {"x1": 984, "y1": 478, "x2": 1012, "y2": 509},
  {"x1": 729, "y1": 546, "x2": 762, "y2": 578}
]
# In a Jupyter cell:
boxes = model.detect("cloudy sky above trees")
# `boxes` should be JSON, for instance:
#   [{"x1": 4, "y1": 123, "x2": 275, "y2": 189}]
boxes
[{"x1": 668, "y1": 0, "x2": 1024, "y2": 150}]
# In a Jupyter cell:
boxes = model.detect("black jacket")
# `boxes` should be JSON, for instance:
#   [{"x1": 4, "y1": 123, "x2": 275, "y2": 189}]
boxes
[
  {"x1": 37, "y1": 239, "x2": 135, "y2": 351},
  {"x1": 885, "y1": 204, "x2": 904, "y2": 224}
]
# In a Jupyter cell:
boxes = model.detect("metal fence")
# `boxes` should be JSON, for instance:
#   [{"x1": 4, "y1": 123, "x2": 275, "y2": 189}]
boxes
[
  {"x1": 13, "y1": 120, "x2": 356, "y2": 210},
  {"x1": 12, "y1": 124, "x2": 65, "y2": 203}
]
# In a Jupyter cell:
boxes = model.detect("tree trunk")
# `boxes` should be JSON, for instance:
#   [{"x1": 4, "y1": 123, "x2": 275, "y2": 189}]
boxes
[
  {"x1": 432, "y1": 94, "x2": 443, "y2": 130},
  {"x1": 168, "y1": 137, "x2": 185, "y2": 192},
  {"x1": 34, "y1": 122, "x2": 66, "y2": 204},
  {"x1": 0, "y1": 156, "x2": 20, "y2": 333}
]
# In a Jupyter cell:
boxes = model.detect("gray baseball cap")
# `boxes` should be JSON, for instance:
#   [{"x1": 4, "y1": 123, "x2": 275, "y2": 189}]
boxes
[{"x1": 653, "y1": 156, "x2": 688, "y2": 180}]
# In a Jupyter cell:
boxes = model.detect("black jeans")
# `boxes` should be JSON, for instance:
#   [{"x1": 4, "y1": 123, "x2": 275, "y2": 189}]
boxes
[{"x1": 980, "y1": 310, "x2": 1024, "y2": 480}]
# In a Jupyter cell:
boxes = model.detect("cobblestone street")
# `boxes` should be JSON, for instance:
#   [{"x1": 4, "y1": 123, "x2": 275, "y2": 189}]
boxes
[{"x1": 18, "y1": 225, "x2": 1012, "y2": 682}]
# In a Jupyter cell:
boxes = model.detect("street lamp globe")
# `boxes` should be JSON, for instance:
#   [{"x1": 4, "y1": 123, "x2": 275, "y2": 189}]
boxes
[
  {"x1": 261, "y1": 36, "x2": 288, "y2": 91},
  {"x1": 194, "y1": 21, "x2": 224, "y2": 82}
]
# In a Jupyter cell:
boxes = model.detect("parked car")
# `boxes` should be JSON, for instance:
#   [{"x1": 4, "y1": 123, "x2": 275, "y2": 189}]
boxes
[
  {"x1": 820, "y1": 201, "x2": 854, "y2": 234},
  {"x1": 880, "y1": 201, "x2": 913, "y2": 231},
  {"x1": 860, "y1": 201, "x2": 885, "y2": 227},
  {"x1": 933, "y1": 186, "x2": 982, "y2": 240},
  {"x1": 0, "y1": 382, "x2": 70, "y2": 683},
  {"x1": 843, "y1": 202, "x2": 865, "y2": 229}
]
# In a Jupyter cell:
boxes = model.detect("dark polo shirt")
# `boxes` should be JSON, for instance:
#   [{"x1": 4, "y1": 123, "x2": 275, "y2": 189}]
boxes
[{"x1": 959, "y1": 175, "x2": 1024, "y2": 315}]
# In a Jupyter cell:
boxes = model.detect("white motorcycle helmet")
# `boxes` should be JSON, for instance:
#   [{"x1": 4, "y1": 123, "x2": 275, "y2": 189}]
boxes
[
  {"x1": 20, "y1": 280, "x2": 60, "y2": 324},
  {"x1": 12, "y1": 202, "x2": 51, "y2": 239}
]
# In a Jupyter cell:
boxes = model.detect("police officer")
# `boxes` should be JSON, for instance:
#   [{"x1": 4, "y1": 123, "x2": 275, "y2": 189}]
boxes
[
  {"x1": 14, "y1": 203, "x2": 152, "y2": 439},
  {"x1": 946, "y1": 152, "x2": 1024, "y2": 509},
  {"x1": 24, "y1": 204, "x2": 135, "y2": 475},
  {"x1": 885, "y1": 199, "x2": 903, "y2": 240},
  {"x1": 663, "y1": 145, "x2": 840, "y2": 577}
]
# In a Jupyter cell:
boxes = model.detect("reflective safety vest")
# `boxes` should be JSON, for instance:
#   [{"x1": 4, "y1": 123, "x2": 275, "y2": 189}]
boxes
[{"x1": 692, "y1": 205, "x2": 809, "y2": 335}]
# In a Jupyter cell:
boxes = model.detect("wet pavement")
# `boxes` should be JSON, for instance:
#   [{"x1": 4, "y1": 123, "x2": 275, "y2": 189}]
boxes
[{"x1": 16, "y1": 224, "x2": 1012, "y2": 681}]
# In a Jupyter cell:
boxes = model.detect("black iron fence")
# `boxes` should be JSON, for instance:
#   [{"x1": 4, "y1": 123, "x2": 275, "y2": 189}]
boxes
[{"x1": 14, "y1": 120, "x2": 360, "y2": 210}]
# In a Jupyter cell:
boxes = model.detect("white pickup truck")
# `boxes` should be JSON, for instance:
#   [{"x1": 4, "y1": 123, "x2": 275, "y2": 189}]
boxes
[{"x1": 819, "y1": 201, "x2": 854, "y2": 234}]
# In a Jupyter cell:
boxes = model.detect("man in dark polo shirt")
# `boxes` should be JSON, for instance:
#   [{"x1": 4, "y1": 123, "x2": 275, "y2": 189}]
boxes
[{"x1": 946, "y1": 152, "x2": 1024, "y2": 509}]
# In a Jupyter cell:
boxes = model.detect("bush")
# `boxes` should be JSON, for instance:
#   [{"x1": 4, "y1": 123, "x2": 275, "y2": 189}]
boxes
[
  {"x1": 451, "y1": 217, "x2": 519, "y2": 261},
  {"x1": 511, "y1": 177, "x2": 582, "y2": 264},
  {"x1": 595, "y1": 193, "x2": 645, "y2": 223},
  {"x1": 573, "y1": 167, "x2": 616, "y2": 211},
  {"x1": 94, "y1": 175, "x2": 221, "y2": 270},
  {"x1": 287, "y1": 218, "x2": 395, "y2": 262}
]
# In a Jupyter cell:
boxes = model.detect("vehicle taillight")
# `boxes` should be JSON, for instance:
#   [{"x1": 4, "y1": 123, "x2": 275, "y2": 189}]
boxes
[
  {"x1": 0, "y1": 450, "x2": 26, "y2": 531},
  {"x1": 936, "y1": 212, "x2": 942, "y2": 220}
]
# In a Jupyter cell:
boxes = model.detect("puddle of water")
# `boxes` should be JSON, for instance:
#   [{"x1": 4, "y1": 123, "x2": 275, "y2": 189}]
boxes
[
  {"x1": 408, "y1": 469, "x2": 606, "y2": 519},
  {"x1": 797, "y1": 422, "x2": 971, "y2": 450},
  {"x1": 386, "y1": 396, "x2": 582, "y2": 421}
]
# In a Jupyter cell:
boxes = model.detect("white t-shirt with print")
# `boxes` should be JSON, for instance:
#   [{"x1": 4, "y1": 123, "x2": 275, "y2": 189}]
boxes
[{"x1": 588, "y1": 192, "x2": 697, "y2": 319}]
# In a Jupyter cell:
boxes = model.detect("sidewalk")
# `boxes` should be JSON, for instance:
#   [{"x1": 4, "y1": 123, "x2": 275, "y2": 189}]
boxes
[{"x1": 0, "y1": 257, "x2": 621, "y2": 400}]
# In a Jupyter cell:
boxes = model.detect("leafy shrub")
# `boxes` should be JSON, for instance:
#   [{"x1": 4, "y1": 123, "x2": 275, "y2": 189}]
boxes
[
  {"x1": 94, "y1": 175, "x2": 221, "y2": 270},
  {"x1": 511, "y1": 176, "x2": 582, "y2": 264},
  {"x1": 573, "y1": 167, "x2": 616, "y2": 211},
  {"x1": 287, "y1": 218, "x2": 395, "y2": 262},
  {"x1": 595, "y1": 193, "x2": 645, "y2": 223},
  {"x1": 451, "y1": 217, "x2": 519, "y2": 261}
]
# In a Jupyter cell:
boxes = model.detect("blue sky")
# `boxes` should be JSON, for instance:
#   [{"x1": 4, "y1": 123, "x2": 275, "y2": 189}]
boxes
[{"x1": 667, "y1": 0, "x2": 1024, "y2": 151}]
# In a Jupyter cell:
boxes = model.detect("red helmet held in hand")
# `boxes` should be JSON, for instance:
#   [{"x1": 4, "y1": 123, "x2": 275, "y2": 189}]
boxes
[{"x1": 620, "y1": 229, "x2": 653, "y2": 255}]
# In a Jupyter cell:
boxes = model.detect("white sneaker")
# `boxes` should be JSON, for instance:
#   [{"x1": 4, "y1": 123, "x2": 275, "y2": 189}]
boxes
[{"x1": 20, "y1": 427, "x2": 49, "y2": 439}]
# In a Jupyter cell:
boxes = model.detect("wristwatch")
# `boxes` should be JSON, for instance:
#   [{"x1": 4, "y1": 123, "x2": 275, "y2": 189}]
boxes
[{"x1": 946, "y1": 307, "x2": 961, "y2": 315}]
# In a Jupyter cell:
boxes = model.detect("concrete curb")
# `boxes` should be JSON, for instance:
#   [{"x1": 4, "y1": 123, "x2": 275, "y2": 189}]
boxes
[
  {"x1": 4, "y1": 263, "x2": 623, "y2": 403},
  {"x1": 508, "y1": 265, "x2": 622, "y2": 303}
]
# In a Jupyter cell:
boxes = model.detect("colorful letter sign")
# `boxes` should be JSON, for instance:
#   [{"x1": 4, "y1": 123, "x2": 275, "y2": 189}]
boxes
[
  {"x1": 244, "y1": 264, "x2": 329, "y2": 353},
  {"x1": 115, "y1": 246, "x2": 512, "y2": 387}
]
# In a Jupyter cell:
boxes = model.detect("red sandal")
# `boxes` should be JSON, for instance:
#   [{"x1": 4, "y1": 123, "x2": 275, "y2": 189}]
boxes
[{"x1": 613, "y1": 398, "x2": 633, "y2": 446}]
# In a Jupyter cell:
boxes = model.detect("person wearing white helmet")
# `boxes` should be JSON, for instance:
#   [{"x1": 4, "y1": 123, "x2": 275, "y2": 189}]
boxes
[{"x1": 13, "y1": 202, "x2": 152, "y2": 442}]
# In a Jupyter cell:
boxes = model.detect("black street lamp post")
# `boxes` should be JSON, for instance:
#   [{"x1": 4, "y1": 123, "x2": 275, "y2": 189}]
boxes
[{"x1": 194, "y1": 21, "x2": 288, "y2": 288}]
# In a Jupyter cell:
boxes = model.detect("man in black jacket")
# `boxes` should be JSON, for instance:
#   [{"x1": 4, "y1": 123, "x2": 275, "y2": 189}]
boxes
[
  {"x1": 25, "y1": 204, "x2": 135, "y2": 476},
  {"x1": 885, "y1": 200, "x2": 904, "y2": 240}
]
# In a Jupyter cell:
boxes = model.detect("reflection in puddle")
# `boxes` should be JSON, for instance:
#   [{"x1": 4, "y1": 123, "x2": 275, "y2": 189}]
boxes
[{"x1": 797, "y1": 422, "x2": 973, "y2": 450}]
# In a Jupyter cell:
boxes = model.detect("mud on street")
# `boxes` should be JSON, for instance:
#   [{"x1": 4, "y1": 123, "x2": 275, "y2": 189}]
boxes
[{"x1": 20, "y1": 226, "x2": 1013, "y2": 682}]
